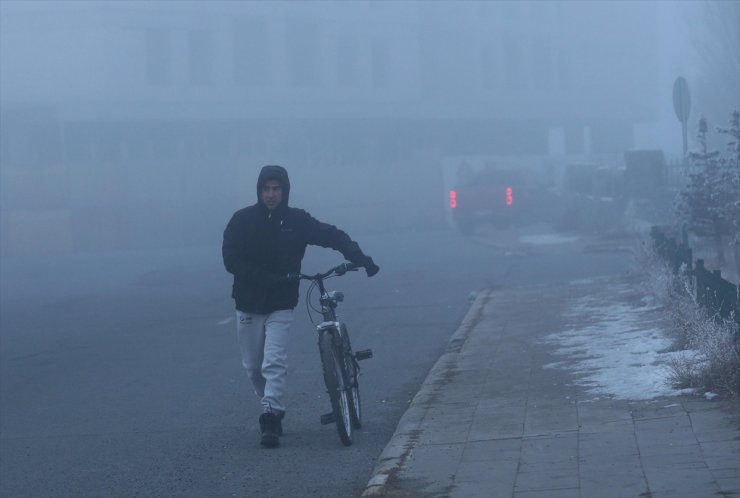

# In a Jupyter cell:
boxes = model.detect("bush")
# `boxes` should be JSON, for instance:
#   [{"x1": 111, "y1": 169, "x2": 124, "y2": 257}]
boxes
[{"x1": 634, "y1": 237, "x2": 740, "y2": 396}]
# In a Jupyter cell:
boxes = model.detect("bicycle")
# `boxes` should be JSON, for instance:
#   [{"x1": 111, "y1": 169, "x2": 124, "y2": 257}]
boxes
[{"x1": 299, "y1": 262, "x2": 373, "y2": 446}]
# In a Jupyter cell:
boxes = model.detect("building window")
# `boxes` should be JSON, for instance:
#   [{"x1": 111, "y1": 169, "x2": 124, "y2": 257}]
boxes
[
  {"x1": 419, "y1": 35, "x2": 439, "y2": 97},
  {"x1": 65, "y1": 124, "x2": 96, "y2": 162},
  {"x1": 530, "y1": 1, "x2": 550, "y2": 23},
  {"x1": 189, "y1": 30, "x2": 213, "y2": 86},
  {"x1": 31, "y1": 123, "x2": 63, "y2": 167},
  {"x1": 477, "y1": 2, "x2": 494, "y2": 18},
  {"x1": 557, "y1": 49, "x2": 571, "y2": 90},
  {"x1": 97, "y1": 124, "x2": 123, "y2": 163},
  {"x1": 481, "y1": 43, "x2": 497, "y2": 89},
  {"x1": 287, "y1": 20, "x2": 319, "y2": 87},
  {"x1": 503, "y1": 2, "x2": 522, "y2": 22},
  {"x1": 150, "y1": 124, "x2": 180, "y2": 161},
  {"x1": 234, "y1": 20, "x2": 271, "y2": 86},
  {"x1": 122, "y1": 126, "x2": 151, "y2": 162},
  {"x1": 371, "y1": 39, "x2": 388, "y2": 88},
  {"x1": 146, "y1": 29, "x2": 171, "y2": 85},
  {"x1": 532, "y1": 38, "x2": 553, "y2": 90},
  {"x1": 504, "y1": 38, "x2": 523, "y2": 90},
  {"x1": 336, "y1": 36, "x2": 358, "y2": 86}
]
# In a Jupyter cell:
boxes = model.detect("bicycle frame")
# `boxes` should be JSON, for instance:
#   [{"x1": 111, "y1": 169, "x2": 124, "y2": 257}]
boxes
[
  {"x1": 302, "y1": 264, "x2": 351, "y2": 339},
  {"x1": 314, "y1": 279, "x2": 344, "y2": 336},
  {"x1": 300, "y1": 263, "x2": 371, "y2": 445},
  {"x1": 311, "y1": 275, "x2": 355, "y2": 383}
]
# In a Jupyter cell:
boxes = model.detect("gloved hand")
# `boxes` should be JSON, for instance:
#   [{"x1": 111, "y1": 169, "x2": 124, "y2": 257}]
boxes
[{"x1": 360, "y1": 256, "x2": 380, "y2": 277}]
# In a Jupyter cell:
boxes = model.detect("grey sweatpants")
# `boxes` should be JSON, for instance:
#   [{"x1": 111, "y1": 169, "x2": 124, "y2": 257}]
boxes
[{"x1": 236, "y1": 309, "x2": 294, "y2": 414}]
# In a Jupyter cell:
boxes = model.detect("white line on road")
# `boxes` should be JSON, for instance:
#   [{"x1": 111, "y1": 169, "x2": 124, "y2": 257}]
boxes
[{"x1": 217, "y1": 317, "x2": 234, "y2": 325}]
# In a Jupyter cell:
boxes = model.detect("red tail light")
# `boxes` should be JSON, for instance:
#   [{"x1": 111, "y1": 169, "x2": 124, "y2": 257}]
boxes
[
  {"x1": 449, "y1": 190, "x2": 457, "y2": 208},
  {"x1": 506, "y1": 187, "x2": 513, "y2": 206}
]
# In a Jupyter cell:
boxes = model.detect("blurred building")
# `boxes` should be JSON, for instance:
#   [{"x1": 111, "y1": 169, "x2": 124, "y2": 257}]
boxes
[{"x1": 0, "y1": 0, "x2": 660, "y2": 253}]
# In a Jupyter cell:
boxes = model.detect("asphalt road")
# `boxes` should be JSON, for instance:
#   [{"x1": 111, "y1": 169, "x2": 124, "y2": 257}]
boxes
[{"x1": 0, "y1": 227, "x2": 632, "y2": 497}]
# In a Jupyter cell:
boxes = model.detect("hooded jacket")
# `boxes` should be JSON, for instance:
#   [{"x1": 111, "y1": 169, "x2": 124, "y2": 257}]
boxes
[{"x1": 222, "y1": 165, "x2": 370, "y2": 314}]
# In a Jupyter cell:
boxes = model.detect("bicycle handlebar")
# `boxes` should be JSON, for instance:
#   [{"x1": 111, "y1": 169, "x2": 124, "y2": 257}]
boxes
[{"x1": 300, "y1": 262, "x2": 360, "y2": 281}]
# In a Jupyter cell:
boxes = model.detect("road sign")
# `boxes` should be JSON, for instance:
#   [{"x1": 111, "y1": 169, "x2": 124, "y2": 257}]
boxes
[{"x1": 673, "y1": 77, "x2": 691, "y2": 123}]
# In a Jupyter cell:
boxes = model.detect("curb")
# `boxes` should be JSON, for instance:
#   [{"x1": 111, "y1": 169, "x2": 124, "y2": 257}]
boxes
[{"x1": 361, "y1": 289, "x2": 491, "y2": 497}]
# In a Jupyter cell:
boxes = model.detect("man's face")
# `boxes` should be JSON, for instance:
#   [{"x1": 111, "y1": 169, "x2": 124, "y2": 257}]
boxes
[{"x1": 261, "y1": 180, "x2": 283, "y2": 210}]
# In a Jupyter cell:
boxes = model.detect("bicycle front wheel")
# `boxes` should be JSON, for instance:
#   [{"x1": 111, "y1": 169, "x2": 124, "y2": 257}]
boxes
[
  {"x1": 319, "y1": 330, "x2": 353, "y2": 446},
  {"x1": 340, "y1": 325, "x2": 362, "y2": 430}
]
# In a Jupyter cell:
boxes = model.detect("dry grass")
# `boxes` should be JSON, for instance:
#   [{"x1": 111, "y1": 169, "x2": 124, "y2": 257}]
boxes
[{"x1": 633, "y1": 237, "x2": 740, "y2": 396}]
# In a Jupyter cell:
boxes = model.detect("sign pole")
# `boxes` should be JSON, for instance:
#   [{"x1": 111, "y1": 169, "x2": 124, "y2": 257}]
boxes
[{"x1": 673, "y1": 77, "x2": 691, "y2": 165}]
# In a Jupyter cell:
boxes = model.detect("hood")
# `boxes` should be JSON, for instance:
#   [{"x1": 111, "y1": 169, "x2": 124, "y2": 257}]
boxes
[{"x1": 256, "y1": 164, "x2": 290, "y2": 207}]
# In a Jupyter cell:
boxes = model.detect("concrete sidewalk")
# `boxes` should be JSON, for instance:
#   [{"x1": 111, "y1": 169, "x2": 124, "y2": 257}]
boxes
[{"x1": 363, "y1": 276, "x2": 740, "y2": 498}]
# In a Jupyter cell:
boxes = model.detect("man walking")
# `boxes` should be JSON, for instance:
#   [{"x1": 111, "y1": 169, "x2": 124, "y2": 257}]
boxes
[{"x1": 222, "y1": 165, "x2": 379, "y2": 447}]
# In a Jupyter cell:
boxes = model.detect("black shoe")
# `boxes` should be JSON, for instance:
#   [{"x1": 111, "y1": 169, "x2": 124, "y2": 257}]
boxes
[
  {"x1": 259, "y1": 412, "x2": 280, "y2": 448},
  {"x1": 275, "y1": 410, "x2": 285, "y2": 437}
]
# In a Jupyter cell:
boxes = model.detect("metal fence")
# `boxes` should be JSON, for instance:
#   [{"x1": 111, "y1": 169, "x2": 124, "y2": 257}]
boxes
[
  {"x1": 650, "y1": 225, "x2": 692, "y2": 273},
  {"x1": 651, "y1": 226, "x2": 740, "y2": 339}
]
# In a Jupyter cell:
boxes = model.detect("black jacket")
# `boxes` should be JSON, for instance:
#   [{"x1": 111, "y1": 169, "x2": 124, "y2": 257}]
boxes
[{"x1": 222, "y1": 165, "x2": 370, "y2": 314}]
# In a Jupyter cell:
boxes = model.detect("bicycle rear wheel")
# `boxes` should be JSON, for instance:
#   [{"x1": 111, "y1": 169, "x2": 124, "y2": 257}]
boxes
[
  {"x1": 319, "y1": 330, "x2": 353, "y2": 446},
  {"x1": 347, "y1": 359, "x2": 361, "y2": 429}
]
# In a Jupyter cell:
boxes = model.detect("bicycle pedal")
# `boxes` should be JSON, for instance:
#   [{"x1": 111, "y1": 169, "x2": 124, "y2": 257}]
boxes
[
  {"x1": 354, "y1": 349, "x2": 373, "y2": 361},
  {"x1": 320, "y1": 412, "x2": 335, "y2": 425}
]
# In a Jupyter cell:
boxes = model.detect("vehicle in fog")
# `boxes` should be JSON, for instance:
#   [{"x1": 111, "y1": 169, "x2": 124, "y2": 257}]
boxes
[{"x1": 449, "y1": 165, "x2": 560, "y2": 235}]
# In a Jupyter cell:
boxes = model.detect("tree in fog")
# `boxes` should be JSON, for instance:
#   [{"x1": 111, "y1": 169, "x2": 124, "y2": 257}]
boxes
[
  {"x1": 677, "y1": 116, "x2": 726, "y2": 264},
  {"x1": 689, "y1": 1, "x2": 740, "y2": 133},
  {"x1": 677, "y1": 112, "x2": 740, "y2": 271},
  {"x1": 715, "y1": 111, "x2": 740, "y2": 274}
]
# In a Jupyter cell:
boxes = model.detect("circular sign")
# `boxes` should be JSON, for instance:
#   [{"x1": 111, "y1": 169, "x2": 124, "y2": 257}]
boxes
[{"x1": 673, "y1": 77, "x2": 691, "y2": 123}]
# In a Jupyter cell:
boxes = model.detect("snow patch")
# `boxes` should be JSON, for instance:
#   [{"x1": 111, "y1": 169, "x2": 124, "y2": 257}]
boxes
[
  {"x1": 520, "y1": 234, "x2": 579, "y2": 245},
  {"x1": 545, "y1": 298, "x2": 684, "y2": 401}
]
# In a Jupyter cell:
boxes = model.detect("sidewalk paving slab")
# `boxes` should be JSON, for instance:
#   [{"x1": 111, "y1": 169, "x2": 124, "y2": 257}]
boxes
[{"x1": 363, "y1": 276, "x2": 740, "y2": 498}]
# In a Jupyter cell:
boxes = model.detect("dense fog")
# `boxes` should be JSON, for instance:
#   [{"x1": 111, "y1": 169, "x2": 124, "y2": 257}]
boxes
[
  {"x1": 0, "y1": 0, "x2": 738, "y2": 256},
  {"x1": 5, "y1": 5, "x2": 740, "y2": 497}
]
